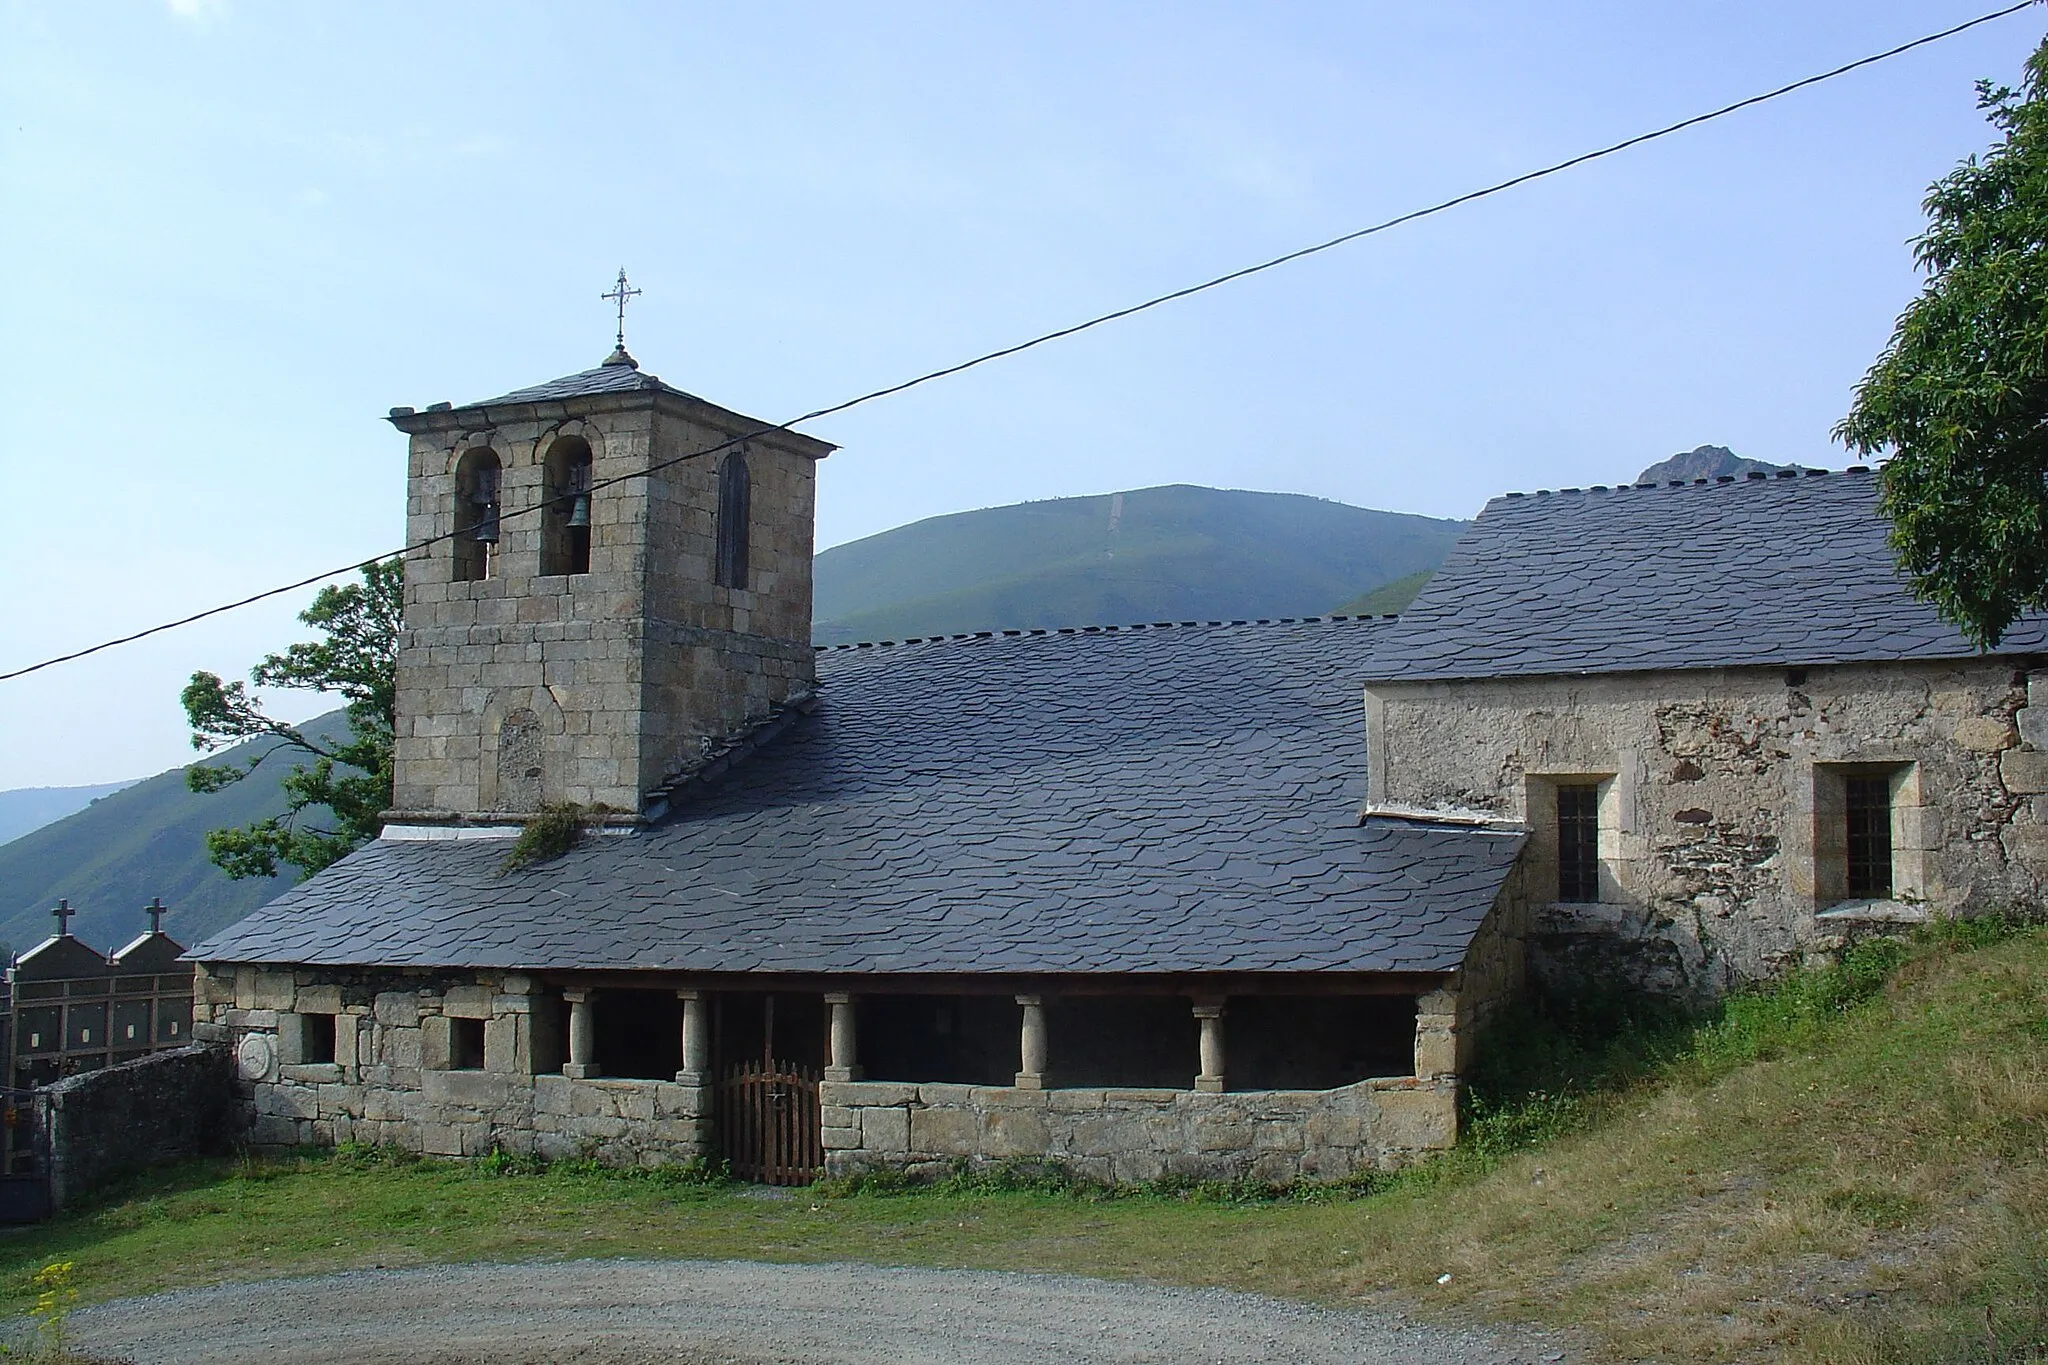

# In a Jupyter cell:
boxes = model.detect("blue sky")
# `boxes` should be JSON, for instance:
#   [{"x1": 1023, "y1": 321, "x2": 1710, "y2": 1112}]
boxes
[{"x1": 0, "y1": 1, "x2": 2038, "y2": 789}]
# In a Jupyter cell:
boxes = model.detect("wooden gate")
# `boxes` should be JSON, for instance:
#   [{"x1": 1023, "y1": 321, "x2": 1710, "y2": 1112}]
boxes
[{"x1": 717, "y1": 1059, "x2": 821, "y2": 1185}]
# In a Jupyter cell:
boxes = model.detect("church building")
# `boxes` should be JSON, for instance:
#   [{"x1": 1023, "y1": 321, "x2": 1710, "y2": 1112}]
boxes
[
  {"x1": 190, "y1": 343, "x2": 2048, "y2": 1184},
  {"x1": 190, "y1": 345, "x2": 1525, "y2": 1183}
]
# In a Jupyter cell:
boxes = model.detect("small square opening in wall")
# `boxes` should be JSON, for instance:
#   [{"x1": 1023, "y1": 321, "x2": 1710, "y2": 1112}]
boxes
[
  {"x1": 298, "y1": 1012, "x2": 337, "y2": 1066},
  {"x1": 450, "y1": 1016, "x2": 486, "y2": 1071}
]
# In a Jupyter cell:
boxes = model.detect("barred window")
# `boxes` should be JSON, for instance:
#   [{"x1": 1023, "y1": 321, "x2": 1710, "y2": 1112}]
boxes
[
  {"x1": 1556, "y1": 782, "x2": 1601, "y2": 903},
  {"x1": 1845, "y1": 775, "x2": 1894, "y2": 899}
]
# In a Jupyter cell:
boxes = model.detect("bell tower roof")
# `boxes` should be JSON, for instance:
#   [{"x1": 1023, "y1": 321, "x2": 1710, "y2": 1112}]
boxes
[{"x1": 461, "y1": 357, "x2": 702, "y2": 410}]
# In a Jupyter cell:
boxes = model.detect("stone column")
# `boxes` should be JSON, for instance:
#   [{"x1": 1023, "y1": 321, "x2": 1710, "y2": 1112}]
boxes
[
  {"x1": 1015, "y1": 994, "x2": 1047, "y2": 1090},
  {"x1": 562, "y1": 987, "x2": 599, "y2": 1079},
  {"x1": 825, "y1": 992, "x2": 860, "y2": 1082},
  {"x1": 675, "y1": 989, "x2": 709, "y2": 1084},
  {"x1": 1193, "y1": 999, "x2": 1226, "y2": 1093}
]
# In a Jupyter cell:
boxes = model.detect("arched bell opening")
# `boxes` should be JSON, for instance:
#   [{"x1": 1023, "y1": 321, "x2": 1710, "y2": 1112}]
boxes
[
  {"x1": 541, "y1": 436, "x2": 594, "y2": 577},
  {"x1": 452, "y1": 448, "x2": 502, "y2": 583}
]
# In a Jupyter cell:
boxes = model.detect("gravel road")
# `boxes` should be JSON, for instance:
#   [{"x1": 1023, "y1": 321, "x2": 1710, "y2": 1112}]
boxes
[{"x1": 68, "y1": 1260, "x2": 1574, "y2": 1364}]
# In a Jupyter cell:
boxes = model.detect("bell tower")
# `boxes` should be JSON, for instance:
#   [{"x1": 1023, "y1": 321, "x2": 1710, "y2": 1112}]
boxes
[{"x1": 384, "y1": 338, "x2": 833, "y2": 823}]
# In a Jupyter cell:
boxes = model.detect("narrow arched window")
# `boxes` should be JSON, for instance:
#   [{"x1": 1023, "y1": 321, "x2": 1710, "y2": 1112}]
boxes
[
  {"x1": 540, "y1": 437, "x2": 594, "y2": 576},
  {"x1": 715, "y1": 447, "x2": 750, "y2": 590},
  {"x1": 452, "y1": 448, "x2": 502, "y2": 583}
]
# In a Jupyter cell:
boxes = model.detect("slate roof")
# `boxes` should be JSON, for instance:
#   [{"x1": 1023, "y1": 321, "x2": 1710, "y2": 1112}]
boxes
[
  {"x1": 1361, "y1": 468, "x2": 2048, "y2": 684},
  {"x1": 192, "y1": 619, "x2": 1523, "y2": 977},
  {"x1": 465, "y1": 352, "x2": 706, "y2": 409}
]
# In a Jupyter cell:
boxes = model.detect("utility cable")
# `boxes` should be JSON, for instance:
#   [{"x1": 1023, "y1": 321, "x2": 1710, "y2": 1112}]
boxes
[{"x1": 1, "y1": 0, "x2": 2035, "y2": 685}]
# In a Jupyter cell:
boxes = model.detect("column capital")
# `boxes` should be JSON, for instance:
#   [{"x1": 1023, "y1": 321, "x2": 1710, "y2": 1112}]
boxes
[
  {"x1": 674, "y1": 987, "x2": 701, "y2": 1002},
  {"x1": 1191, "y1": 1000, "x2": 1226, "y2": 1020},
  {"x1": 562, "y1": 986, "x2": 594, "y2": 1004},
  {"x1": 823, "y1": 990, "x2": 854, "y2": 1006},
  {"x1": 1014, "y1": 993, "x2": 1043, "y2": 1008}
]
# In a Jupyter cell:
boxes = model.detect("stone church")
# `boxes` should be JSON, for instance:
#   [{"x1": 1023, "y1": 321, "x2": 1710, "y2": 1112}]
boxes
[{"x1": 190, "y1": 347, "x2": 2048, "y2": 1183}]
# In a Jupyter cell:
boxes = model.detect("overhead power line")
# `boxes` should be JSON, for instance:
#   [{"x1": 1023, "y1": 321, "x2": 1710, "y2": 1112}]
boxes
[{"x1": 1, "y1": 0, "x2": 2036, "y2": 686}]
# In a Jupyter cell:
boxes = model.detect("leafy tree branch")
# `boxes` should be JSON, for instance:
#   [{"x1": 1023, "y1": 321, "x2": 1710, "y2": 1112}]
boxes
[
  {"x1": 182, "y1": 558, "x2": 402, "y2": 879},
  {"x1": 1839, "y1": 35, "x2": 2048, "y2": 648}
]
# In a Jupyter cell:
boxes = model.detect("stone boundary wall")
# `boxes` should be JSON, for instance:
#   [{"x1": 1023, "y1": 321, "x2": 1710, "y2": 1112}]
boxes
[
  {"x1": 820, "y1": 1076, "x2": 1456, "y2": 1184},
  {"x1": 196, "y1": 966, "x2": 709, "y2": 1168},
  {"x1": 43, "y1": 1045, "x2": 239, "y2": 1210}
]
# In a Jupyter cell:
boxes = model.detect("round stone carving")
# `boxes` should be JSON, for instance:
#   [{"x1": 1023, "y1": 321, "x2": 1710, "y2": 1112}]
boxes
[{"x1": 236, "y1": 1033, "x2": 277, "y2": 1082}]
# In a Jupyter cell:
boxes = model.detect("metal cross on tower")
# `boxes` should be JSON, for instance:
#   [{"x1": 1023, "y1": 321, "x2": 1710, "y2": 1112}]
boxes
[
  {"x1": 145, "y1": 897, "x2": 166, "y2": 934},
  {"x1": 602, "y1": 268, "x2": 642, "y2": 350},
  {"x1": 51, "y1": 899, "x2": 73, "y2": 936}
]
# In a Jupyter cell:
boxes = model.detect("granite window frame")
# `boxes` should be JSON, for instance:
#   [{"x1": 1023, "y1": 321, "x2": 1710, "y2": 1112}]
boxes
[
  {"x1": 1812, "y1": 761, "x2": 1925, "y2": 904},
  {"x1": 1524, "y1": 772, "x2": 1620, "y2": 906}
]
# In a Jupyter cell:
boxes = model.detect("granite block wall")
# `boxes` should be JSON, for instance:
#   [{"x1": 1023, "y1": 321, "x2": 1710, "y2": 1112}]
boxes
[
  {"x1": 194, "y1": 966, "x2": 710, "y2": 1168},
  {"x1": 389, "y1": 388, "x2": 827, "y2": 820},
  {"x1": 819, "y1": 1076, "x2": 1456, "y2": 1184},
  {"x1": 42, "y1": 1045, "x2": 240, "y2": 1210}
]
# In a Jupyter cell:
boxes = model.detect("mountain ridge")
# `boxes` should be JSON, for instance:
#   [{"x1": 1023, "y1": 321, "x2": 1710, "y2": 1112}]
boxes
[{"x1": 813, "y1": 483, "x2": 1465, "y2": 644}]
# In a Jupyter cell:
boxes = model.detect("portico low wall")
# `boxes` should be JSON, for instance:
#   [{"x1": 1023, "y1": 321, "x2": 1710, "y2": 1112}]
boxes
[
  {"x1": 819, "y1": 1077, "x2": 1456, "y2": 1184},
  {"x1": 197, "y1": 966, "x2": 711, "y2": 1168},
  {"x1": 242, "y1": 1067, "x2": 709, "y2": 1166}
]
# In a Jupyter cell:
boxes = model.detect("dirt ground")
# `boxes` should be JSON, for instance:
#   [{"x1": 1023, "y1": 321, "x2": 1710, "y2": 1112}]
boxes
[{"x1": 67, "y1": 1259, "x2": 1575, "y2": 1364}]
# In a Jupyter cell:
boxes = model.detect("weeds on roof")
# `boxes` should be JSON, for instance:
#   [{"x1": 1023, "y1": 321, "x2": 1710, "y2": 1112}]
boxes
[{"x1": 500, "y1": 803, "x2": 597, "y2": 872}]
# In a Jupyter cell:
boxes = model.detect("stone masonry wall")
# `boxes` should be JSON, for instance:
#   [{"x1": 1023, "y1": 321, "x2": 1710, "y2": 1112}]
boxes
[
  {"x1": 391, "y1": 390, "x2": 826, "y2": 819},
  {"x1": 820, "y1": 1076, "x2": 1456, "y2": 1184},
  {"x1": 1441, "y1": 860, "x2": 1536, "y2": 1074},
  {"x1": 1366, "y1": 660, "x2": 2048, "y2": 999},
  {"x1": 42, "y1": 1045, "x2": 240, "y2": 1210},
  {"x1": 193, "y1": 966, "x2": 708, "y2": 1167}
]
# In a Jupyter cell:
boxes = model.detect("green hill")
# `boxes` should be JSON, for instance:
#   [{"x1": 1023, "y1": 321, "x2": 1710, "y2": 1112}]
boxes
[
  {"x1": 812, "y1": 484, "x2": 1465, "y2": 644},
  {"x1": 0, "y1": 782, "x2": 139, "y2": 847},
  {"x1": 1332, "y1": 568, "x2": 1434, "y2": 618},
  {"x1": 0, "y1": 713, "x2": 351, "y2": 957}
]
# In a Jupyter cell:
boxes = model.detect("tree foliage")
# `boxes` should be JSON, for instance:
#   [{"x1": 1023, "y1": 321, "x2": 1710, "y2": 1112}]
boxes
[
  {"x1": 1838, "y1": 36, "x2": 2048, "y2": 648},
  {"x1": 181, "y1": 558, "x2": 402, "y2": 879}
]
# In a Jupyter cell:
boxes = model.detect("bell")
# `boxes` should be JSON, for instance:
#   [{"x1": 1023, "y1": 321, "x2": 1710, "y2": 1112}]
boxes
[
  {"x1": 568, "y1": 494, "x2": 591, "y2": 529},
  {"x1": 473, "y1": 513, "x2": 500, "y2": 544}
]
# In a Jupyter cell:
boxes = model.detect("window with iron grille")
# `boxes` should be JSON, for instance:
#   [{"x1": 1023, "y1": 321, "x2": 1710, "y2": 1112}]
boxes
[
  {"x1": 1845, "y1": 775, "x2": 1894, "y2": 899},
  {"x1": 1556, "y1": 782, "x2": 1601, "y2": 903}
]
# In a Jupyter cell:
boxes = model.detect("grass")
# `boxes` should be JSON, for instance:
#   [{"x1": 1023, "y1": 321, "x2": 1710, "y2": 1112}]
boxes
[{"x1": 0, "y1": 918, "x2": 2042, "y2": 1363}]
